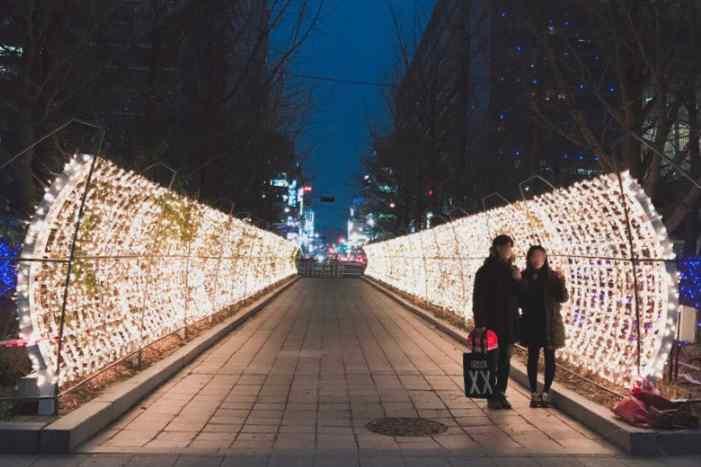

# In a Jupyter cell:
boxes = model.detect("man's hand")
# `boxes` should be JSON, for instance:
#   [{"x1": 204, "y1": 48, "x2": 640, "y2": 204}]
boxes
[{"x1": 511, "y1": 267, "x2": 522, "y2": 280}]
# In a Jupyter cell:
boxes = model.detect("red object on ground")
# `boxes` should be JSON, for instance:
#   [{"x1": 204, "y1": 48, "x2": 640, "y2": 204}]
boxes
[
  {"x1": 630, "y1": 378, "x2": 660, "y2": 399},
  {"x1": 612, "y1": 378, "x2": 687, "y2": 428},
  {"x1": 467, "y1": 329, "x2": 499, "y2": 352},
  {"x1": 0, "y1": 338, "x2": 27, "y2": 348},
  {"x1": 613, "y1": 396, "x2": 651, "y2": 427}
]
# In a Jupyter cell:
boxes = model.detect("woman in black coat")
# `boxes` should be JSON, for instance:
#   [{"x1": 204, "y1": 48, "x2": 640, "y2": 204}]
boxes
[{"x1": 519, "y1": 245, "x2": 568, "y2": 408}]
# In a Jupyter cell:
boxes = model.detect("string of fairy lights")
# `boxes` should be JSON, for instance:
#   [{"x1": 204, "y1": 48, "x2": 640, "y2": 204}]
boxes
[
  {"x1": 364, "y1": 172, "x2": 679, "y2": 387},
  {"x1": 16, "y1": 155, "x2": 298, "y2": 389}
]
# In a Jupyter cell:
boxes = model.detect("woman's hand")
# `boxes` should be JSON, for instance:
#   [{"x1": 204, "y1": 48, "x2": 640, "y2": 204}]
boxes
[
  {"x1": 511, "y1": 266, "x2": 522, "y2": 280},
  {"x1": 552, "y1": 270, "x2": 564, "y2": 281}
]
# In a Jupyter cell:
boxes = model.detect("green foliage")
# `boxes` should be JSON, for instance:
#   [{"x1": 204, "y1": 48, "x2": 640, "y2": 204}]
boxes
[
  {"x1": 0, "y1": 401, "x2": 13, "y2": 420},
  {"x1": 0, "y1": 347, "x2": 30, "y2": 420},
  {"x1": 72, "y1": 212, "x2": 100, "y2": 298},
  {"x1": 154, "y1": 194, "x2": 200, "y2": 244},
  {"x1": 0, "y1": 347, "x2": 31, "y2": 387}
]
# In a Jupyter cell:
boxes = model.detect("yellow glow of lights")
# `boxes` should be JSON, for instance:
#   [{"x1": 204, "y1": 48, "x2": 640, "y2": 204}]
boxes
[
  {"x1": 363, "y1": 172, "x2": 678, "y2": 386},
  {"x1": 17, "y1": 155, "x2": 298, "y2": 388}
]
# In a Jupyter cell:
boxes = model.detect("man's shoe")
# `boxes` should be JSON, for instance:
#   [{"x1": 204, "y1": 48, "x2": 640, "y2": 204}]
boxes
[
  {"x1": 487, "y1": 397, "x2": 504, "y2": 410},
  {"x1": 540, "y1": 392, "x2": 551, "y2": 408},
  {"x1": 499, "y1": 393, "x2": 513, "y2": 410},
  {"x1": 530, "y1": 392, "x2": 542, "y2": 408}
]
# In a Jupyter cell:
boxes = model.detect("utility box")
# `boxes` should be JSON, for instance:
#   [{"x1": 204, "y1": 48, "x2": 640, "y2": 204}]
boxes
[{"x1": 677, "y1": 305, "x2": 698, "y2": 343}]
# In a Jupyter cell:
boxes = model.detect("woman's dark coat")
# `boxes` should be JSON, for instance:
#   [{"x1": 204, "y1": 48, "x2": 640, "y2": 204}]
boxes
[
  {"x1": 519, "y1": 269, "x2": 568, "y2": 348},
  {"x1": 472, "y1": 257, "x2": 520, "y2": 344}
]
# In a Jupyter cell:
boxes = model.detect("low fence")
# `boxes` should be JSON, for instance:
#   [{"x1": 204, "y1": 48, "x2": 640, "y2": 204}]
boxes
[
  {"x1": 364, "y1": 171, "x2": 678, "y2": 388},
  {"x1": 10, "y1": 154, "x2": 297, "y2": 412},
  {"x1": 297, "y1": 259, "x2": 343, "y2": 278},
  {"x1": 297, "y1": 260, "x2": 366, "y2": 278}
]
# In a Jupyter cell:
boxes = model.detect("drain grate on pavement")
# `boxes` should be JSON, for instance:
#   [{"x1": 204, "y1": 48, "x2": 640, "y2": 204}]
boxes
[{"x1": 366, "y1": 417, "x2": 448, "y2": 437}]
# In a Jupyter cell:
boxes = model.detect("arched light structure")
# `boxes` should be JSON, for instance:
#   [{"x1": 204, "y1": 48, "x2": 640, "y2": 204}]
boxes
[
  {"x1": 16, "y1": 155, "x2": 298, "y2": 391},
  {"x1": 364, "y1": 172, "x2": 679, "y2": 386}
]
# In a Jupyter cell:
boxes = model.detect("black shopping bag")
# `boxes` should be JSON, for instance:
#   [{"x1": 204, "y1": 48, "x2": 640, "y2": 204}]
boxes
[{"x1": 463, "y1": 331, "x2": 498, "y2": 399}]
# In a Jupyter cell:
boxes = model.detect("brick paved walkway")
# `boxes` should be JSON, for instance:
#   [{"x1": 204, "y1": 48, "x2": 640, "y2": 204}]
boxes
[{"x1": 2, "y1": 279, "x2": 699, "y2": 466}]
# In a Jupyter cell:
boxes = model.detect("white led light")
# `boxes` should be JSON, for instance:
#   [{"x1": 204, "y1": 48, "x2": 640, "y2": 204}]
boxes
[
  {"x1": 18, "y1": 155, "x2": 298, "y2": 385},
  {"x1": 364, "y1": 171, "x2": 679, "y2": 386}
]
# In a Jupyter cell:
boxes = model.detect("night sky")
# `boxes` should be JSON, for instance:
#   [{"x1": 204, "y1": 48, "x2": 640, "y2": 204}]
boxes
[{"x1": 283, "y1": 0, "x2": 436, "y2": 238}]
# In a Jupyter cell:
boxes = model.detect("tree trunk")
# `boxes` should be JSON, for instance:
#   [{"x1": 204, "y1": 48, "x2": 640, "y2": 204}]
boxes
[
  {"x1": 666, "y1": 183, "x2": 701, "y2": 234},
  {"x1": 688, "y1": 0, "x2": 700, "y2": 179},
  {"x1": 666, "y1": 0, "x2": 700, "y2": 236},
  {"x1": 14, "y1": 108, "x2": 37, "y2": 214},
  {"x1": 621, "y1": 78, "x2": 643, "y2": 179}
]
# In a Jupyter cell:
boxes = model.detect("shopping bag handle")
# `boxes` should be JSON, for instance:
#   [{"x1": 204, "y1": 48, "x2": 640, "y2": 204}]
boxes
[{"x1": 471, "y1": 329, "x2": 487, "y2": 354}]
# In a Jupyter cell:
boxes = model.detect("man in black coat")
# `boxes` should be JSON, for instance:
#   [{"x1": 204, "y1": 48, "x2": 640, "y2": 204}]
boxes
[{"x1": 473, "y1": 234, "x2": 521, "y2": 410}]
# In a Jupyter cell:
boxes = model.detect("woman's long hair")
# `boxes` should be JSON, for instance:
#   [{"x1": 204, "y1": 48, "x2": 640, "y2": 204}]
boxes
[{"x1": 525, "y1": 245, "x2": 551, "y2": 278}]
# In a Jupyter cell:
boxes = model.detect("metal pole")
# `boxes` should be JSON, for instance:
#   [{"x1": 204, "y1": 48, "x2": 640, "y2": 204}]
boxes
[
  {"x1": 0, "y1": 119, "x2": 103, "y2": 172},
  {"x1": 445, "y1": 214, "x2": 468, "y2": 316},
  {"x1": 211, "y1": 203, "x2": 235, "y2": 319},
  {"x1": 140, "y1": 161, "x2": 178, "y2": 191},
  {"x1": 602, "y1": 135, "x2": 645, "y2": 376},
  {"x1": 481, "y1": 192, "x2": 510, "y2": 211},
  {"x1": 518, "y1": 174, "x2": 556, "y2": 201},
  {"x1": 183, "y1": 195, "x2": 198, "y2": 340},
  {"x1": 229, "y1": 206, "x2": 244, "y2": 304},
  {"x1": 0, "y1": 118, "x2": 104, "y2": 415},
  {"x1": 614, "y1": 170, "x2": 644, "y2": 374},
  {"x1": 243, "y1": 228, "x2": 258, "y2": 300},
  {"x1": 138, "y1": 256, "x2": 146, "y2": 369},
  {"x1": 52, "y1": 143, "x2": 104, "y2": 415},
  {"x1": 419, "y1": 231, "x2": 430, "y2": 303},
  {"x1": 137, "y1": 171, "x2": 179, "y2": 366}
]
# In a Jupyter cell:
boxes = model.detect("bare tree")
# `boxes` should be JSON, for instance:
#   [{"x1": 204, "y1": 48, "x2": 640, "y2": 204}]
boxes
[
  {"x1": 0, "y1": 1, "x2": 131, "y2": 213},
  {"x1": 174, "y1": 0, "x2": 324, "y2": 180},
  {"x1": 0, "y1": 0, "x2": 322, "y2": 225},
  {"x1": 525, "y1": 0, "x2": 700, "y2": 237},
  {"x1": 363, "y1": 0, "x2": 488, "y2": 235}
]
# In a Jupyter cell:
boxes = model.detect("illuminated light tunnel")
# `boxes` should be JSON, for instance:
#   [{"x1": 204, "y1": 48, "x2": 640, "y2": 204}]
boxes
[
  {"x1": 17, "y1": 155, "x2": 298, "y2": 392},
  {"x1": 364, "y1": 172, "x2": 679, "y2": 387}
]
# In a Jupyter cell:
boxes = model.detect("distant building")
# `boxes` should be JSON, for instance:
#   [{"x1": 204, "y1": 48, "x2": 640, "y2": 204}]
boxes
[
  {"x1": 346, "y1": 196, "x2": 372, "y2": 247},
  {"x1": 93, "y1": 0, "x2": 194, "y2": 164},
  {"x1": 394, "y1": 0, "x2": 602, "y2": 208},
  {"x1": 482, "y1": 0, "x2": 602, "y2": 195},
  {"x1": 269, "y1": 172, "x2": 318, "y2": 254}
]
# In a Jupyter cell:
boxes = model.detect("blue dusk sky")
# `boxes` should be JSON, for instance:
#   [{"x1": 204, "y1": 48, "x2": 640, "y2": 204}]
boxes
[{"x1": 275, "y1": 0, "x2": 436, "y2": 238}]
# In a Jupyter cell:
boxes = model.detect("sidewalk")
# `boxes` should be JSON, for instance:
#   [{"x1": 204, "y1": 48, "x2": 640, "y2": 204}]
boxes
[{"x1": 1, "y1": 279, "x2": 698, "y2": 466}]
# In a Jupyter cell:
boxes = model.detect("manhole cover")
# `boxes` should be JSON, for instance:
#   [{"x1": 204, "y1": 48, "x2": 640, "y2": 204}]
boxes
[{"x1": 366, "y1": 417, "x2": 448, "y2": 437}]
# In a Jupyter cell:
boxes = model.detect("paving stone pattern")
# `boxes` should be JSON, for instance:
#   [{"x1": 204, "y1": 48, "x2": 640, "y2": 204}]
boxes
[{"x1": 2, "y1": 279, "x2": 699, "y2": 466}]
